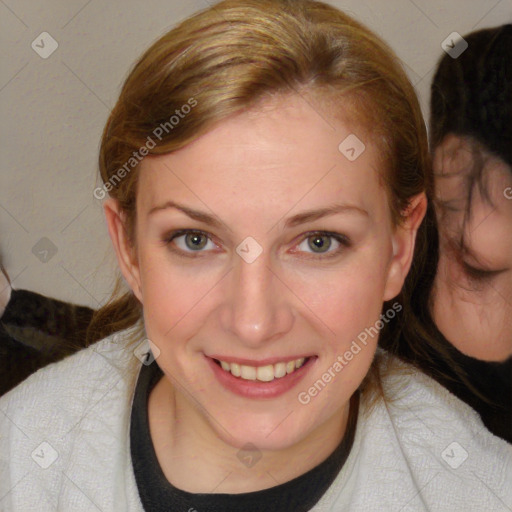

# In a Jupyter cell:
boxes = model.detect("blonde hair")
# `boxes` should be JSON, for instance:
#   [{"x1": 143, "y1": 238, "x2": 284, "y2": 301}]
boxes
[{"x1": 87, "y1": 0, "x2": 433, "y2": 351}]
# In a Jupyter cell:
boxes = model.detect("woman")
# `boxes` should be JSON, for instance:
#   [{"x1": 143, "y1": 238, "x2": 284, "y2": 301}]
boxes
[
  {"x1": 428, "y1": 24, "x2": 512, "y2": 441},
  {"x1": 1, "y1": 1, "x2": 510, "y2": 510}
]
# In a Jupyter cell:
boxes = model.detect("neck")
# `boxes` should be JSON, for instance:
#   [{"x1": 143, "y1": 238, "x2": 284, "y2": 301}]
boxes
[{"x1": 148, "y1": 375, "x2": 356, "y2": 494}]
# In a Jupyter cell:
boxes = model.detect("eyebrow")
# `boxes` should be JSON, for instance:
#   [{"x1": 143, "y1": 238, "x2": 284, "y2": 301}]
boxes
[{"x1": 148, "y1": 200, "x2": 368, "y2": 230}]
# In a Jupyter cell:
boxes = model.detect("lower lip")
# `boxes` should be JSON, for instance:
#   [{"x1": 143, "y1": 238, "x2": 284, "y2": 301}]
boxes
[{"x1": 206, "y1": 356, "x2": 316, "y2": 399}]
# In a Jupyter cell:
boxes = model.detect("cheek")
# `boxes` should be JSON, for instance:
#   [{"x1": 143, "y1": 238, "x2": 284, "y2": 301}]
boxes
[
  {"x1": 288, "y1": 253, "x2": 392, "y2": 341},
  {"x1": 433, "y1": 254, "x2": 512, "y2": 358},
  {"x1": 466, "y1": 219, "x2": 512, "y2": 270},
  {"x1": 138, "y1": 238, "x2": 393, "y2": 355},
  {"x1": 137, "y1": 249, "x2": 201, "y2": 344}
]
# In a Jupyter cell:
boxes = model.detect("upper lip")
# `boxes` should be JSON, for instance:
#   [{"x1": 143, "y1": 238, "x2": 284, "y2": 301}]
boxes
[{"x1": 207, "y1": 354, "x2": 315, "y2": 366}]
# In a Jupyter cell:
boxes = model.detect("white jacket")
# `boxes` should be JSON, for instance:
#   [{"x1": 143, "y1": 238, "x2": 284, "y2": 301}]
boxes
[{"x1": 1, "y1": 328, "x2": 511, "y2": 511}]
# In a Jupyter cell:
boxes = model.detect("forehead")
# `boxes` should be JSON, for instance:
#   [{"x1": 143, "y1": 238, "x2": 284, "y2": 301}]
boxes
[{"x1": 137, "y1": 94, "x2": 389, "y2": 225}]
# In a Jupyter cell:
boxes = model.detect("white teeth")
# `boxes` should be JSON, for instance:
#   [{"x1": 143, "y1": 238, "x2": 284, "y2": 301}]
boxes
[
  {"x1": 240, "y1": 365, "x2": 257, "y2": 380},
  {"x1": 217, "y1": 357, "x2": 308, "y2": 382},
  {"x1": 256, "y1": 365, "x2": 275, "y2": 382},
  {"x1": 231, "y1": 363, "x2": 241, "y2": 377},
  {"x1": 274, "y1": 362, "x2": 287, "y2": 378}
]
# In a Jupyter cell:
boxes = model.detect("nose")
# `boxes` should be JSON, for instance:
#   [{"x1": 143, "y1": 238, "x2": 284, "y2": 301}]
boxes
[{"x1": 220, "y1": 251, "x2": 294, "y2": 349}]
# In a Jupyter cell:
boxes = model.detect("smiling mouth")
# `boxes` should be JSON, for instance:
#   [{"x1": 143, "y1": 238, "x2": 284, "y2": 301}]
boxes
[{"x1": 212, "y1": 357, "x2": 312, "y2": 382}]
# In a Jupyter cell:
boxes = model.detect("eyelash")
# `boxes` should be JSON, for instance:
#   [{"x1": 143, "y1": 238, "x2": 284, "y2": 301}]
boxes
[
  {"x1": 461, "y1": 260, "x2": 505, "y2": 282},
  {"x1": 163, "y1": 229, "x2": 351, "y2": 260}
]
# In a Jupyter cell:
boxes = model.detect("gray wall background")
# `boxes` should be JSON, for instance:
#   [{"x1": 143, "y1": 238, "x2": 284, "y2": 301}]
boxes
[{"x1": 1, "y1": 0, "x2": 511, "y2": 308}]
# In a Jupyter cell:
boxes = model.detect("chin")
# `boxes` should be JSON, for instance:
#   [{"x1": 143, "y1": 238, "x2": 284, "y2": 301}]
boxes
[{"x1": 210, "y1": 410, "x2": 314, "y2": 452}]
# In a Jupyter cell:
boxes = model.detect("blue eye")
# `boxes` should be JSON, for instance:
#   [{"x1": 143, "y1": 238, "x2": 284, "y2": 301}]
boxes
[{"x1": 164, "y1": 229, "x2": 350, "y2": 259}]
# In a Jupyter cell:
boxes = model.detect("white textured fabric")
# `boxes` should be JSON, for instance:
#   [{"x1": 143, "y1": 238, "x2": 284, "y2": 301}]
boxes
[{"x1": 1, "y1": 329, "x2": 511, "y2": 511}]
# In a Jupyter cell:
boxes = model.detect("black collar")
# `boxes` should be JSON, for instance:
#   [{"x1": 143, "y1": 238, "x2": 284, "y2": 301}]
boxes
[{"x1": 130, "y1": 360, "x2": 359, "y2": 512}]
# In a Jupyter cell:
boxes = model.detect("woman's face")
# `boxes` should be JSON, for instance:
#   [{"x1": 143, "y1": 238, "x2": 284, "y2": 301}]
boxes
[
  {"x1": 432, "y1": 134, "x2": 512, "y2": 361},
  {"x1": 109, "y1": 93, "x2": 423, "y2": 451}
]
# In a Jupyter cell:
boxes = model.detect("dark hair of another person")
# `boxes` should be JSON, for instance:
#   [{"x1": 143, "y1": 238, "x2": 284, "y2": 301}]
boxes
[
  {"x1": 380, "y1": 25, "x2": 512, "y2": 404},
  {"x1": 430, "y1": 24, "x2": 512, "y2": 168},
  {"x1": 402, "y1": 24, "x2": 512, "y2": 411},
  {"x1": 430, "y1": 24, "x2": 512, "y2": 258}
]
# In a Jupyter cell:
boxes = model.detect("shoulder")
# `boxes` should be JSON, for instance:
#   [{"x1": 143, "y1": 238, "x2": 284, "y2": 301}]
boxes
[
  {"x1": 375, "y1": 350, "x2": 500, "y2": 437},
  {"x1": 356, "y1": 351, "x2": 512, "y2": 510},
  {"x1": 0, "y1": 325, "x2": 144, "y2": 420},
  {"x1": 0, "y1": 325, "x2": 147, "y2": 510},
  {"x1": 319, "y1": 351, "x2": 512, "y2": 511}
]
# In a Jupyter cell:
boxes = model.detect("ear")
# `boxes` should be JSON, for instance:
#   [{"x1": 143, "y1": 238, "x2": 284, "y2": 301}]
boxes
[
  {"x1": 383, "y1": 192, "x2": 428, "y2": 301},
  {"x1": 103, "y1": 198, "x2": 143, "y2": 303}
]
